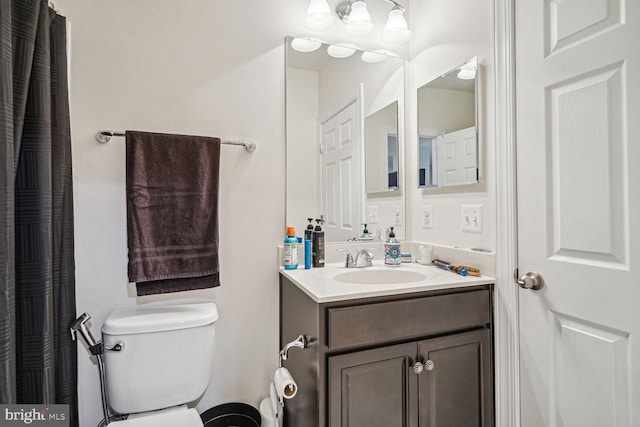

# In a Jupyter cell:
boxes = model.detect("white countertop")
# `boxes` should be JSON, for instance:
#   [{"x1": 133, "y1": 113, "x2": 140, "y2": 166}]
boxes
[{"x1": 280, "y1": 261, "x2": 494, "y2": 303}]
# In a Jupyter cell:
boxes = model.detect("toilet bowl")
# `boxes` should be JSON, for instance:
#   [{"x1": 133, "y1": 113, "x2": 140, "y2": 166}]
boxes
[{"x1": 101, "y1": 302, "x2": 219, "y2": 426}]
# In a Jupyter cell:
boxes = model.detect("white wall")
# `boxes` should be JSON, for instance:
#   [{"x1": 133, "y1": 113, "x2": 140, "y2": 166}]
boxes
[
  {"x1": 406, "y1": 0, "x2": 496, "y2": 252},
  {"x1": 55, "y1": 0, "x2": 308, "y2": 424},
  {"x1": 417, "y1": 87, "x2": 475, "y2": 133}
]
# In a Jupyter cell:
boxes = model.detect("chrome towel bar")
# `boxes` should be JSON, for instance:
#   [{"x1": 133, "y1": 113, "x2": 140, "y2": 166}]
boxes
[{"x1": 95, "y1": 130, "x2": 256, "y2": 152}]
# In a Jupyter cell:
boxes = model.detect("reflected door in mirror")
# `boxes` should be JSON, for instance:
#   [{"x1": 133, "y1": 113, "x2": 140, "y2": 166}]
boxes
[
  {"x1": 322, "y1": 102, "x2": 361, "y2": 242},
  {"x1": 417, "y1": 57, "x2": 479, "y2": 189}
]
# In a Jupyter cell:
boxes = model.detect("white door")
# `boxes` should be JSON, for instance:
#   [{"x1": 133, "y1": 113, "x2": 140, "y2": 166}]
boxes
[
  {"x1": 436, "y1": 126, "x2": 477, "y2": 186},
  {"x1": 516, "y1": 1, "x2": 640, "y2": 426},
  {"x1": 321, "y1": 101, "x2": 361, "y2": 242}
]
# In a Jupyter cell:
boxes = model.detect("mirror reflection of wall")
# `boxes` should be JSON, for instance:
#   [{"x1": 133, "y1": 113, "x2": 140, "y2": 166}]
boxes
[
  {"x1": 417, "y1": 57, "x2": 478, "y2": 188},
  {"x1": 365, "y1": 101, "x2": 399, "y2": 194},
  {"x1": 285, "y1": 36, "x2": 405, "y2": 242}
]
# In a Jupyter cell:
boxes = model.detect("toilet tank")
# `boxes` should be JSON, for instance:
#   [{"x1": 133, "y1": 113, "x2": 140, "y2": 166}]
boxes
[{"x1": 102, "y1": 302, "x2": 218, "y2": 415}]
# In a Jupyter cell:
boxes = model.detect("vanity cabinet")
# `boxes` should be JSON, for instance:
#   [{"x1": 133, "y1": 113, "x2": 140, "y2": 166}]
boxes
[
  {"x1": 328, "y1": 329, "x2": 491, "y2": 426},
  {"x1": 279, "y1": 275, "x2": 494, "y2": 427}
]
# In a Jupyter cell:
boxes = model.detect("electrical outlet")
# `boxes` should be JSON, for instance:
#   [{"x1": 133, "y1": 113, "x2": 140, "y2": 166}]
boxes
[
  {"x1": 394, "y1": 204, "x2": 403, "y2": 226},
  {"x1": 368, "y1": 206, "x2": 378, "y2": 224},
  {"x1": 422, "y1": 204, "x2": 433, "y2": 229},
  {"x1": 461, "y1": 204, "x2": 482, "y2": 233}
]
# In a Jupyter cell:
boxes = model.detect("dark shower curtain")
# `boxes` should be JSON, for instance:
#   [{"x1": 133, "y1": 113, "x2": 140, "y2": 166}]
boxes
[{"x1": 0, "y1": 1, "x2": 78, "y2": 426}]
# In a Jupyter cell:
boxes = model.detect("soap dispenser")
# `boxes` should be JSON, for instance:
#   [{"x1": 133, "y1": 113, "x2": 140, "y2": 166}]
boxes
[
  {"x1": 384, "y1": 226, "x2": 401, "y2": 267},
  {"x1": 304, "y1": 218, "x2": 314, "y2": 242},
  {"x1": 359, "y1": 224, "x2": 373, "y2": 240},
  {"x1": 312, "y1": 217, "x2": 325, "y2": 268}
]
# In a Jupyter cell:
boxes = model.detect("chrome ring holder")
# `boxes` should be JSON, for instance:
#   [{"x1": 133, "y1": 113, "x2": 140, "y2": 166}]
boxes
[{"x1": 279, "y1": 335, "x2": 308, "y2": 367}]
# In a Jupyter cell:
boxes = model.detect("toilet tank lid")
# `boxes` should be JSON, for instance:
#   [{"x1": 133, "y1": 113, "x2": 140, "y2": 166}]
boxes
[{"x1": 102, "y1": 302, "x2": 218, "y2": 335}]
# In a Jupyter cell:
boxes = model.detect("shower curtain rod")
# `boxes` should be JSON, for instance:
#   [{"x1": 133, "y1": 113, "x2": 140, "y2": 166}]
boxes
[{"x1": 95, "y1": 130, "x2": 256, "y2": 152}]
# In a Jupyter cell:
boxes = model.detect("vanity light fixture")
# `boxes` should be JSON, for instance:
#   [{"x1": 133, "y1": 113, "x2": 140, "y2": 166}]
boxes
[
  {"x1": 381, "y1": 2, "x2": 412, "y2": 45},
  {"x1": 327, "y1": 43, "x2": 358, "y2": 58},
  {"x1": 337, "y1": 0, "x2": 411, "y2": 43},
  {"x1": 303, "y1": 0, "x2": 335, "y2": 31},
  {"x1": 457, "y1": 59, "x2": 477, "y2": 80},
  {"x1": 291, "y1": 37, "x2": 323, "y2": 53}
]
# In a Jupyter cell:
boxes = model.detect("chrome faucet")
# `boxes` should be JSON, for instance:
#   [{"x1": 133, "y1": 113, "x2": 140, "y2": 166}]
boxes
[
  {"x1": 355, "y1": 249, "x2": 376, "y2": 267},
  {"x1": 338, "y1": 248, "x2": 377, "y2": 268}
]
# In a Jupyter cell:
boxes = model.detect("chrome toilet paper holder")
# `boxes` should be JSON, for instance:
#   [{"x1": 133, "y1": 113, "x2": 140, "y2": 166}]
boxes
[{"x1": 279, "y1": 335, "x2": 307, "y2": 367}]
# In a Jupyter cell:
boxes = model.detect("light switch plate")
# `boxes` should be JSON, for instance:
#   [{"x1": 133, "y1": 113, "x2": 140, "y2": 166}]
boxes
[
  {"x1": 461, "y1": 204, "x2": 482, "y2": 233},
  {"x1": 394, "y1": 204, "x2": 403, "y2": 226},
  {"x1": 422, "y1": 204, "x2": 433, "y2": 229},
  {"x1": 368, "y1": 206, "x2": 378, "y2": 224}
]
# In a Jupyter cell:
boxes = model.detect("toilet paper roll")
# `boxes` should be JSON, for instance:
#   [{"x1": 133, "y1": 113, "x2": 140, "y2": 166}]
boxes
[{"x1": 274, "y1": 367, "x2": 298, "y2": 400}]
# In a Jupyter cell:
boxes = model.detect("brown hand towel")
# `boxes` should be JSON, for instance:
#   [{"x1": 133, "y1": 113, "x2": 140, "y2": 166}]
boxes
[{"x1": 126, "y1": 131, "x2": 221, "y2": 296}]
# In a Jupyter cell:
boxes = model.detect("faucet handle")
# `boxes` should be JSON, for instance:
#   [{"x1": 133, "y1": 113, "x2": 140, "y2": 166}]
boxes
[
  {"x1": 363, "y1": 249, "x2": 376, "y2": 266},
  {"x1": 337, "y1": 249, "x2": 354, "y2": 267}
]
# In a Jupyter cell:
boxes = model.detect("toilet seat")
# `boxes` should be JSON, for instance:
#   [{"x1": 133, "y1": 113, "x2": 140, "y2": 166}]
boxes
[{"x1": 107, "y1": 406, "x2": 203, "y2": 427}]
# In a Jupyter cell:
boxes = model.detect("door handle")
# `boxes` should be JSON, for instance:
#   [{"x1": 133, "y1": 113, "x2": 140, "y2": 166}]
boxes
[{"x1": 517, "y1": 271, "x2": 545, "y2": 290}]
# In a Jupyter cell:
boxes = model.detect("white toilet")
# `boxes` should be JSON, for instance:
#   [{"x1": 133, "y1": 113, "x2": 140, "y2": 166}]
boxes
[{"x1": 101, "y1": 302, "x2": 219, "y2": 426}]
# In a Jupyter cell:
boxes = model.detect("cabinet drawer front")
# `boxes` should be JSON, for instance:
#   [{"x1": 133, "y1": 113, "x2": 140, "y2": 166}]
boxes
[{"x1": 327, "y1": 289, "x2": 490, "y2": 349}]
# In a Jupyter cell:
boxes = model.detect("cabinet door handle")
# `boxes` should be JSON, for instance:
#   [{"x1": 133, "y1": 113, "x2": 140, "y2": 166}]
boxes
[
  {"x1": 412, "y1": 361, "x2": 424, "y2": 374},
  {"x1": 424, "y1": 360, "x2": 435, "y2": 371}
]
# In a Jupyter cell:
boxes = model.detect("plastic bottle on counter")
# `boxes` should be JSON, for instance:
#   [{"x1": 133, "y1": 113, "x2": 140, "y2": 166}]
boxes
[
  {"x1": 312, "y1": 218, "x2": 325, "y2": 268},
  {"x1": 283, "y1": 226, "x2": 298, "y2": 270}
]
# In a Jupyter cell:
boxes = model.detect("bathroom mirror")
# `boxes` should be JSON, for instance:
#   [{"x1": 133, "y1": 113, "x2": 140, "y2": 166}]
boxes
[
  {"x1": 365, "y1": 101, "x2": 399, "y2": 194},
  {"x1": 286, "y1": 36, "x2": 404, "y2": 242},
  {"x1": 417, "y1": 57, "x2": 478, "y2": 188}
]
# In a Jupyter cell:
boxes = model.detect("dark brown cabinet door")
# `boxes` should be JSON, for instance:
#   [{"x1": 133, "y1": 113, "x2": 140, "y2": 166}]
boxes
[
  {"x1": 328, "y1": 342, "x2": 418, "y2": 427},
  {"x1": 418, "y1": 329, "x2": 493, "y2": 427}
]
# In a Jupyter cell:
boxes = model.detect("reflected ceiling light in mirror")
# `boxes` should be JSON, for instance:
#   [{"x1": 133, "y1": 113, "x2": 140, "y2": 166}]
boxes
[
  {"x1": 336, "y1": 1, "x2": 374, "y2": 37},
  {"x1": 327, "y1": 44, "x2": 358, "y2": 58},
  {"x1": 303, "y1": 0, "x2": 335, "y2": 31},
  {"x1": 457, "y1": 59, "x2": 478, "y2": 80},
  {"x1": 381, "y1": 4, "x2": 412, "y2": 45},
  {"x1": 291, "y1": 37, "x2": 322, "y2": 53},
  {"x1": 361, "y1": 50, "x2": 389, "y2": 63}
]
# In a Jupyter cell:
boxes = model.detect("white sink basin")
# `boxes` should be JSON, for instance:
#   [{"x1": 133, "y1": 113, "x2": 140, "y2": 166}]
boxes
[{"x1": 333, "y1": 267, "x2": 429, "y2": 285}]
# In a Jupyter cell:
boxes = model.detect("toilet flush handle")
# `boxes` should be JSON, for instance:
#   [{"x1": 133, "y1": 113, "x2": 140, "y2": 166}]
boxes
[{"x1": 105, "y1": 342, "x2": 124, "y2": 352}]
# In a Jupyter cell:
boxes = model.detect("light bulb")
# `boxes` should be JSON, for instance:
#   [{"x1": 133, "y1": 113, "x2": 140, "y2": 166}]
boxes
[
  {"x1": 327, "y1": 44, "x2": 357, "y2": 58},
  {"x1": 361, "y1": 50, "x2": 389, "y2": 63},
  {"x1": 382, "y1": 8, "x2": 412, "y2": 45},
  {"x1": 291, "y1": 38, "x2": 322, "y2": 53},
  {"x1": 303, "y1": 0, "x2": 334, "y2": 31},
  {"x1": 457, "y1": 60, "x2": 477, "y2": 80},
  {"x1": 457, "y1": 69, "x2": 476, "y2": 79},
  {"x1": 344, "y1": 1, "x2": 374, "y2": 37}
]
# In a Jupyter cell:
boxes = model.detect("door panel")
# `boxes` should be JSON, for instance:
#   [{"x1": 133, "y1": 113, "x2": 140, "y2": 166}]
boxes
[
  {"x1": 436, "y1": 126, "x2": 477, "y2": 186},
  {"x1": 322, "y1": 102, "x2": 361, "y2": 241},
  {"x1": 418, "y1": 329, "x2": 492, "y2": 427},
  {"x1": 516, "y1": 0, "x2": 639, "y2": 425},
  {"x1": 328, "y1": 342, "x2": 417, "y2": 427}
]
